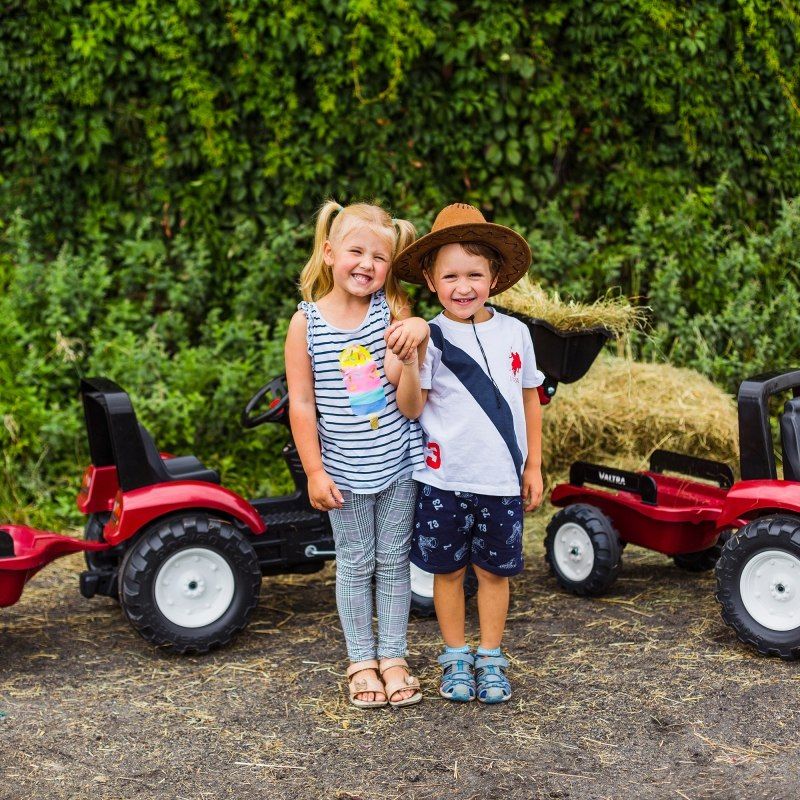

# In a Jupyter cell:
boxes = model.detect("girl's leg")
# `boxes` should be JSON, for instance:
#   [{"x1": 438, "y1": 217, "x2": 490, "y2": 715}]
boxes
[
  {"x1": 374, "y1": 478, "x2": 418, "y2": 700},
  {"x1": 329, "y1": 490, "x2": 382, "y2": 702}
]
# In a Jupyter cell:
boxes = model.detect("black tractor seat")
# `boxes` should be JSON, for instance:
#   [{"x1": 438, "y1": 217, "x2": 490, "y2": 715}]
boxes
[{"x1": 139, "y1": 424, "x2": 221, "y2": 485}]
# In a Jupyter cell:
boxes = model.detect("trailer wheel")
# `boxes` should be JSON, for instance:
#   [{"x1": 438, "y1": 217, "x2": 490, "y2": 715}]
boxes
[
  {"x1": 409, "y1": 563, "x2": 477, "y2": 618},
  {"x1": 673, "y1": 531, "x2": 731, "y2": 572},
  {"x1": 119, "y1": 514, "x2": 261, "y2": 655},
  {"x1": 716, "y1": 516, "x2": 800, "y2": 659},
  {"x1": 545, "y1": 504, "x2": 621, "y2": 596}
]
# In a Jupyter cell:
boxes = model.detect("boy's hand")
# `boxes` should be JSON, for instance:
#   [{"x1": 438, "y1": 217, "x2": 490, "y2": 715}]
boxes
[
  {"x1": 385, "y1": 318, "x2": 428, "y2": 363},
  {"x1": 521, "y1": 465, "x2": 543, "y2": 512},
  {"x1": 307, "y1": 469, "x2": 344, "y2": 511}
]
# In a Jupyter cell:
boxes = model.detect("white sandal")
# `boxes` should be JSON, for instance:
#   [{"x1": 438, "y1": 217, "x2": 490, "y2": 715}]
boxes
[
  {"x1": 379, "y1": 657, "x2": 423, "y2": 708},
  {"x1": 346, "y1": 659, "x2": 387, "y2": 709}
]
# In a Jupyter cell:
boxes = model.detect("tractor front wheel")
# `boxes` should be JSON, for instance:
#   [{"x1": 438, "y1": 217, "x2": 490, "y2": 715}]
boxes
[
  {"x1": 716, "y1": 516, "x2": 800, "y2": 659},
  {"x1": 545, "y1": 504, "x2": 622, "y2": 596},
  {"x1": 119, "y1": 514, "x2": 262, "y2": 655}
]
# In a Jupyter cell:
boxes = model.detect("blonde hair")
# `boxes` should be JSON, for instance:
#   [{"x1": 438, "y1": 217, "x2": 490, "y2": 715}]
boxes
[{"x1": 299, "y1": 200, "x2": 416, "y2": 319}]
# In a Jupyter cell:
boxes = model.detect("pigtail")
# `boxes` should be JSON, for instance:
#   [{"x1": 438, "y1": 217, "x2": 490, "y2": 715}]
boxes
[
  {"x1": 385, "y1": 216, "x2": 417, "y2": 319},
  {"x1": 392, "y1": 218, "x2": 416, "y2": 259},
  {"x1": 299, "y1": 200, "x2": 343, "y2": 302}
]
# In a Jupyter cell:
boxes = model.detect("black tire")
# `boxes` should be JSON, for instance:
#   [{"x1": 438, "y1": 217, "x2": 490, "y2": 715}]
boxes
[
  {"x1": 545, "y1": 504, "x2": 622, "y2": 596},
  {"x1": 409, "y1": 564, "x2": 478, "y2": 618},
  {"x1": 673, "y1": 531, "x2": 731, "y2": 572},
  {"x1": 118, "y1": 514, "x2": 262, "y2": 655},
  {"x1": 83, "y1": 512, "x2": 113, "y2": 569},
  {"x1": 83, "y1": 512, "x2": 124, "y2": 600},
  {"x1": 715, "y1": 516, "x2": 800, "y2": 659}
]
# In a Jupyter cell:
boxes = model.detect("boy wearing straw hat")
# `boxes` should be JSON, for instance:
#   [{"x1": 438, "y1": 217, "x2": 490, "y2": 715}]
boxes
[{"x1": 388, "y1": 203, "x2": 545, "y2": 704}]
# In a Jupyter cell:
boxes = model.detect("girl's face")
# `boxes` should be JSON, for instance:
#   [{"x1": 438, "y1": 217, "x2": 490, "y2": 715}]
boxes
[{"x1": 323, "y1": 225, "x2": 392, "y2": 299}]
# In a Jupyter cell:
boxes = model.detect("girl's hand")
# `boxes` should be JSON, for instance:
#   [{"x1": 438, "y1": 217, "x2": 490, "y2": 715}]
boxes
[
  {"x1": 385, "y1": 318, "x2": 428, "y2": 363},
  {"x1": 521, "y1": 465, "x2": 543, "y2": 512},
  {"x1": 307, "y1": 469, "x2": 344, "y2": 511}
]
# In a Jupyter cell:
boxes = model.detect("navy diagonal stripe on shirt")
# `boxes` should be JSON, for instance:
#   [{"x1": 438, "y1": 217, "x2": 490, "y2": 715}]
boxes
[{"x1": 429, "y1": 321, "x2": 523, "y2": 478}]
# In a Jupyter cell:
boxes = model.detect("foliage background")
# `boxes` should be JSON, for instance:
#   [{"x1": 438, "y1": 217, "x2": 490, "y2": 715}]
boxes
[{"x1": 1, "y1": 0, "x2": 799, "y2": 525}]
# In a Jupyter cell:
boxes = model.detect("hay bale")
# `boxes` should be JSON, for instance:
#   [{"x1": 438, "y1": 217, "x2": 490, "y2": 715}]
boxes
[
  {"x1": 494, "y1": 277, "x2": 645, "y2": 338},
  {"x1": 542, "y1": 354, "x2": 740, "y2": 482}
]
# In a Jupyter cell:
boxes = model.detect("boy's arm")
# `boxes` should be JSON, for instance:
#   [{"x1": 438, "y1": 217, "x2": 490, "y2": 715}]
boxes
[
  {"x1": 394, "y1": 349, "x2": 428, "y2": 419},
  {"x1": 521, "y1": 387, "x2": 543, "y2": 511},
  {"x1": 285, "y1": 312, "x2": 344, "y2": 510},
  {"x1": 384, "y1": 314, "x2": 429, "y2": 385}
]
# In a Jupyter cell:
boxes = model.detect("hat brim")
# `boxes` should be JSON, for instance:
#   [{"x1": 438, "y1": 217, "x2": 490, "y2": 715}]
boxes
[{"x1": 393, "y1": 222, "x2": 531, "y2": 297}]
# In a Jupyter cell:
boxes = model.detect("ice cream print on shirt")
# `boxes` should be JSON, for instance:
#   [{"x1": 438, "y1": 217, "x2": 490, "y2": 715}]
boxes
[{"x1": 339, "y1": 344, "x2": 386, "y2": 429}]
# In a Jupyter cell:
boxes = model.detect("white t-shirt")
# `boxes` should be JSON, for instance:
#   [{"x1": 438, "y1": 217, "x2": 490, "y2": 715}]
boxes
[{"x1": 412, "y1": 308, "x2": 545, "y2": 495}]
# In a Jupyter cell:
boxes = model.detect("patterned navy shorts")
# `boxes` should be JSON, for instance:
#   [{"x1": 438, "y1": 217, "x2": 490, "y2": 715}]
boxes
[{"x1": 410, "y1": 483, "x2": 524, "y2": 577}]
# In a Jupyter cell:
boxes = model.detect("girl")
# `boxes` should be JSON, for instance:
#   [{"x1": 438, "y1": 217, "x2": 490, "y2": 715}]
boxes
[{"x1": 284, "y1": 201, "x2": 428, "y2": 708}]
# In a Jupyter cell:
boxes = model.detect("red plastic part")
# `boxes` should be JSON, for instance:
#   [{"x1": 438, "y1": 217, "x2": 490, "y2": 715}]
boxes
[
  {"x1": 536, "y1": 385, "x2": 551, "y2": 406},
  {"x1": 76, "y1": 464, "x2": 119, "y2": 515},
  {"x1": 0, "y1": 525, "x2": 111, "y2": 607},
  {"x1": 550, "y1": 472, "x2": 739, "y2": 556},
  {"x1": 103, "y1": 480, "x2": 267, "y2": 545},
  {"x1": 716, "y1": 480, "x2": 800, "y2": 529}
]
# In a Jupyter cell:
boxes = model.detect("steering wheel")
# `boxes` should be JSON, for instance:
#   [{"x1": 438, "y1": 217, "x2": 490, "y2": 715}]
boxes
[{"x1": 241, "y1": 375, "x2": 290, "y2": 429}]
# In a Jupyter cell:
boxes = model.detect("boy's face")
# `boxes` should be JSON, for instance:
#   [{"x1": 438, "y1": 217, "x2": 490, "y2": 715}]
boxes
[{"x1": 423, "y1": 243, "x2": 498, "y2": 323}]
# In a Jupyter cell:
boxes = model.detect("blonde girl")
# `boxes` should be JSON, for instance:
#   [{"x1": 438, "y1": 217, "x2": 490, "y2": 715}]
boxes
[{"x1": 285, "y1": 201, "x2": 428, "y2": 708}]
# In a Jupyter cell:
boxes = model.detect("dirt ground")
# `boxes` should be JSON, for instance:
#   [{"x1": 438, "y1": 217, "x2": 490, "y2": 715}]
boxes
[{"x1": 2, "y1": 511, "x2": 799, "y2": 800}]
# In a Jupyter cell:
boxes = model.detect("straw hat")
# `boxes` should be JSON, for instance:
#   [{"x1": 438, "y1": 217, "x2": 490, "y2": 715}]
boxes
[{"x1": 393, "y1": 203, "x2": 531, "y2": 296}]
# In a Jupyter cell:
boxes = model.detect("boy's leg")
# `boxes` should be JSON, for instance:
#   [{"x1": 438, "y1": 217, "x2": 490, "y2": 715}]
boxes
[
  {"x1": 473, "y1": 566, "x2": 510, "y2": 650},
  {"x1": 469, "y1": 493, "x2": 523, "y2": 703},
  {"x1": 433, "y1": 567, "x2": 468, "y2": 647},
  {"x1": 374, "y1": 478, "x2": 418, "y2": 702},
  {"x1": 329, "y1": 491, "x2": 383, "y2": 703}
]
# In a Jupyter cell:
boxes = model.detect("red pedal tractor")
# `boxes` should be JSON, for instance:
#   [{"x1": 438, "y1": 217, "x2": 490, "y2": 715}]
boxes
[
  {"x1": 546, "y1": 369, "x2": 800, "y2": 659},
  {"x1": 1, "y1": 376, "x2": 335, "y2": 653}
]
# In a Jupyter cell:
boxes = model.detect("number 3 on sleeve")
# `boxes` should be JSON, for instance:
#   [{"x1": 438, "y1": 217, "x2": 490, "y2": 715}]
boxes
[{"x1": 425, "y1": 441, "x2": 441, "y2": 469}]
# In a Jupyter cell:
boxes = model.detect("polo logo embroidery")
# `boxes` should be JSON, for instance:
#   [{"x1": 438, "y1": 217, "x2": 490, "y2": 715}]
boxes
[{"x1": 510, "y1": 350, "x2": 522, "y2": 382}]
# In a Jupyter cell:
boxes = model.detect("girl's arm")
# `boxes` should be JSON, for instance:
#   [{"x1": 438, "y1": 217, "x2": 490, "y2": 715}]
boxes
[
  {"x1": 521, "y1": 387, "x2": 543, "y2": 511},
  {"x1": 285, "y1": 311, "x2": 344, "y2": 510}
]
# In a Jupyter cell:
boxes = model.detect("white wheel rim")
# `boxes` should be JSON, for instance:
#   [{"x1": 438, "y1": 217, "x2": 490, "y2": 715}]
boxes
[
  {"x1": 740, "y1": 549, "x2": 800, "y2": 632},
  {"x1": 410, "y1": 562, "x2": 434, "y2": 599},
  {"x1": 553, "y1": 522, "x2": 595, "y2": 582},
  {"x1": 154, "y1": 547, "x2": 235, "y2": 628}
]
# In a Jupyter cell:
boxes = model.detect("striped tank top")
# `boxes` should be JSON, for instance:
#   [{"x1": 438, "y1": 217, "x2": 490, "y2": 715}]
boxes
[{"x1": 299, "y1": 290, "x2": 424, "y2": 494}]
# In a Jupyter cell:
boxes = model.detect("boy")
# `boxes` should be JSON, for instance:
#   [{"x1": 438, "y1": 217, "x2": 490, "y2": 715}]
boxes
[{"x1": 390, "y1": 203, "x2": 544, "y2": 704}]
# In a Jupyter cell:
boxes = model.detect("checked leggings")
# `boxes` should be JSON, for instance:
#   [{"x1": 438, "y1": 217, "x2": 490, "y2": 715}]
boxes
[{"x1": 328, "y1": 477, "x2": 417, "y2": 663}]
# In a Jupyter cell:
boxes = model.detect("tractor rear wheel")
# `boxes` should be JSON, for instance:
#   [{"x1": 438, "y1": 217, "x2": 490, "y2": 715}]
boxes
[
  {"x1": 119, "y1": 514, "x2": 261, "y2": 655},
  {"x1": 716, "y1": 516, "x2": 800, "y2": 659},
  {"x1": 545, "y1": 504, "x2": 622, "y2": 596}
]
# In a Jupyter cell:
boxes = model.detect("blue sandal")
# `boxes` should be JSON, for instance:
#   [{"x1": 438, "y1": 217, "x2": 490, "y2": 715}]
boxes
[
  {"x1": 437, "y1": 650, "x2": 476, "y2": 702},
  {"x1": 474, "y1": 653, "x2": 512, "y2": 704}
]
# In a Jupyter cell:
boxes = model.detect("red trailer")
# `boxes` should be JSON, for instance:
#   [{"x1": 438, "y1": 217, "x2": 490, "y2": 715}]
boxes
[{"x1": 547, "y1": 369, "x2": 800, "y2": 659}]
